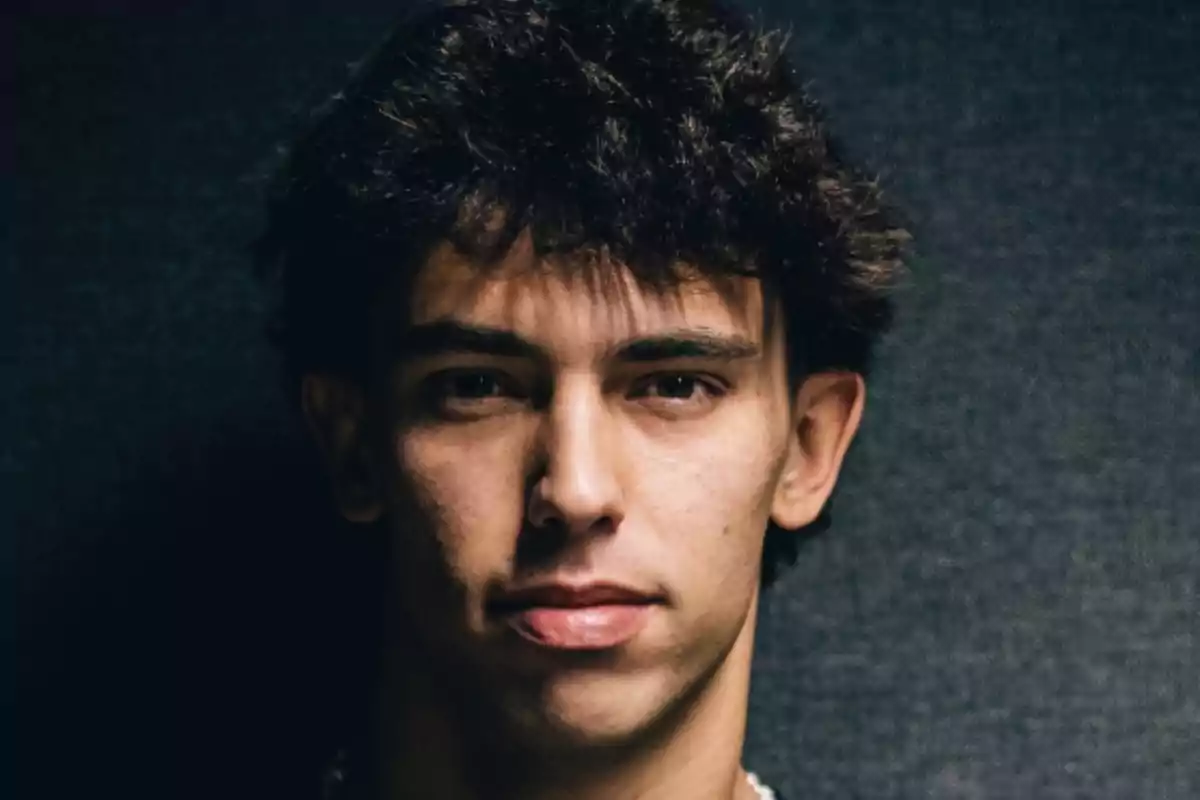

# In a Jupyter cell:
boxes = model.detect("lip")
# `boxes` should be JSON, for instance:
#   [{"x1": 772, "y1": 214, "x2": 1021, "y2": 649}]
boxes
[
  {"x1": 490, "y1": 581, "x2": 661, "y2": 611},
  {"x1": 490, "y1": 581, "x2": 662, "y2": 651}
]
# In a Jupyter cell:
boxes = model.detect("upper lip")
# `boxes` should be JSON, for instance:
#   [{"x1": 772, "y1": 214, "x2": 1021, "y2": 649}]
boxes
[{"x1": 490, "y1": 581, "x2": 661, "y2": 611}]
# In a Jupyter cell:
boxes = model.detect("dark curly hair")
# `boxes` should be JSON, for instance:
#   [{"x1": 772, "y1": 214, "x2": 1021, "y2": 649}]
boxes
[{"x1": 253, "y1": 0, "x2": 909, "y2": 586}]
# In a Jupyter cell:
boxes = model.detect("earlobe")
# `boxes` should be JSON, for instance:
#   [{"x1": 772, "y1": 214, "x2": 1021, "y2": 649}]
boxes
[
  {"x1": 301, "y1": 373, "x2": 384, "y2": 524},
  {"x1": 770, "y1": 372, "x2": 865, "y2": 531}
]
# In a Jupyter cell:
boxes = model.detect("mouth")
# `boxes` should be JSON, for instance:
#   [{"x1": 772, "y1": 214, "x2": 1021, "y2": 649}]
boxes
[{"x1": 488, "y1": 582, "x2": 663, "y2": 651}]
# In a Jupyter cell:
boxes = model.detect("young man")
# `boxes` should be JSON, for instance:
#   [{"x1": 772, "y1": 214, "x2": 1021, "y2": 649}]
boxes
[{"x1": 255, "y1": 1, "x2": 908, "y2": 797}]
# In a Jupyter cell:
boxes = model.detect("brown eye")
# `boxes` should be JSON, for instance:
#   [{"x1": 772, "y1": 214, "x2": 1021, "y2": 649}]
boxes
[
  {"x1": 421, "y1": 369, "x2": 526, "y2": 419},
  {"x1": 443, "y1": 371, "x2": 504, "y2": 399},
  {"x1": 647, "y1": 375, "x2": 703, "y2": 399},
  {"x1": 629, "y1": 372, "x2": 727, "y2": 410}
]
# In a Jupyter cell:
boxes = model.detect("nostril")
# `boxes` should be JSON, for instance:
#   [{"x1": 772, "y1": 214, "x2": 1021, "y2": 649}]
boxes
[
  {"x1": 515, "y1": 518, "x2": 569, "y2": 566},
  {"x1": 526, "y1": 474, "x2": 624, "y2": 534}
]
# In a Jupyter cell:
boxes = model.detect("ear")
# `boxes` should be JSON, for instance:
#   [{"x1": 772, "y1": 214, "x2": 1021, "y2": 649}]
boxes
[
  {"x1": 300, "y1": 373, "x2": 384, "y2": 524},
  {"x1": 771, "y1": 372, "x2": 866, "y2": 530}
]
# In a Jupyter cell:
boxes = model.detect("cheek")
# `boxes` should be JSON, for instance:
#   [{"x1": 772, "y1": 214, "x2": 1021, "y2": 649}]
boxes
[
  {"x1": 634, "y1": 415, "x2": 784, "y2": 585},
  {"x1": 626, "y1": 422, "x2": 779, "y2": 667},
  {"x1": 390, "y1": 427, "x2": 530, "y2": 584}
]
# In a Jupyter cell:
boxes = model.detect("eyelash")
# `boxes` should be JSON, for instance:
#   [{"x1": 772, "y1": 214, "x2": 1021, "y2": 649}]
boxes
[
  {"x1": 420, "y1": 370, "x2": 727, "y2": 415},
  {"x1": 629, "y1": 373, "x2": 727, "y2": 402},
  {"x1": 423, "y1": 369, "x2": 526, "y2": 404}
]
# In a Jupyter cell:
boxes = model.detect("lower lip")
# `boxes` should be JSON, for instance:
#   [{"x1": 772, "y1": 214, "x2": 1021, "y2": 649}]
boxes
[{"x1": 506, "y1": 604, "x2": 654, "y2": 650}]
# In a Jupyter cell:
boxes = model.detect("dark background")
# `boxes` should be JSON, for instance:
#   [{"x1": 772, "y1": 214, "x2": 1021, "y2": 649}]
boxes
[{"x1": 13, "y1": 1, "x2": 1199, "y2": 798}]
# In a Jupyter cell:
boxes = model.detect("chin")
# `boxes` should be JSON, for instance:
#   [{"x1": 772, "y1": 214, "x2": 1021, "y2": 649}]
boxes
[{"x1": 501, "y1": 663, "x2": 691, "y2": 751}]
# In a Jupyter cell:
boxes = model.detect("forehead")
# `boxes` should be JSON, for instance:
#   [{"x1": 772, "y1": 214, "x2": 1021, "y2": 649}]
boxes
[{"x1": 398, "y1": 234, "x2": 770, "y2": 356}]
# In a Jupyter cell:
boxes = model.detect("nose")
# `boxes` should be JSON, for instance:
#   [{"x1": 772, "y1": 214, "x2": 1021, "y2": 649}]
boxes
[{"x1": 526, "y1": 377, "x2": 625, "y2": 537}]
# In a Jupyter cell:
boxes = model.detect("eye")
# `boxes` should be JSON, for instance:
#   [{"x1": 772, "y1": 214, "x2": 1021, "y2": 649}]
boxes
[
  {"x1": 442, "y1": 371, "x2": 505, "y2": 399},
  {"x1": 643, "y1": 375, "x2": 704, "y2": 399},
  {"x1": 629, "y1": 373, "x2": 726, "y2": 412},
  {"x1": 421, "y1": 368, "x2": 527, "y2": 418}
]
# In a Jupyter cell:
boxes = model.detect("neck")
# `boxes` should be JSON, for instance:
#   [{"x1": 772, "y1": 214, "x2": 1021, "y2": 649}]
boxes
[{"x1": 368, "y1": 595, "x2": 762, "y2": 800}]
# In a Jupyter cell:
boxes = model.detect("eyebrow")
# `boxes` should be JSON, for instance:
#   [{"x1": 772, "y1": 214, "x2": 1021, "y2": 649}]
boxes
[
  {"x1": 393, "y1": 320, "x2": 761, "y2": 363},
  {"x1": 616, "y1": 331, "x2": 760, "y2": 362}
]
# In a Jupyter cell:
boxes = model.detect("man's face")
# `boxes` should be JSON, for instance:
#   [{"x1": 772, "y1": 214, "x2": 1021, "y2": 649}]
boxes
[{"x1": 308, "y1": 234, "x2": 859, "y2": 749}]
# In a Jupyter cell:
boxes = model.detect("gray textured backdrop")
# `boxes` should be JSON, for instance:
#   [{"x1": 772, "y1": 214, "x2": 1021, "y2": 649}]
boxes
[{"x1": 13, "y1": 1, "x2": 1199, "y2": 798}]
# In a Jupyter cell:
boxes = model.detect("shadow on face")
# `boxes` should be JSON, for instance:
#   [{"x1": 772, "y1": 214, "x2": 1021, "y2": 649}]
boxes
[{"x1": 301, "y1": 235, "x2": 865, "y2": 747}]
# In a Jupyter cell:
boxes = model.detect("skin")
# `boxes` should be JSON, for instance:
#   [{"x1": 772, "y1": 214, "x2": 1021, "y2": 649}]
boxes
[{"x1": 302, "y1": 230, "x2": 865, "y2": 800}]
